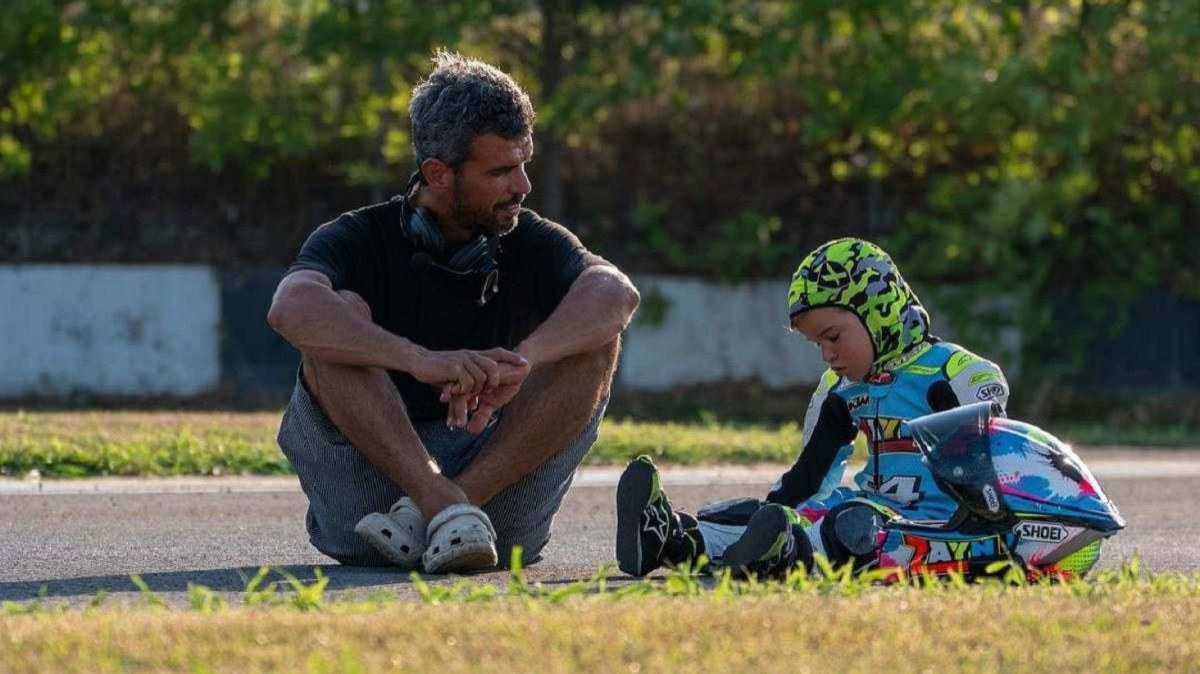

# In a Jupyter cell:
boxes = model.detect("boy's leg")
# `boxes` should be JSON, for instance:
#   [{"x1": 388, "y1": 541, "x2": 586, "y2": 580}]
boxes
[
  {"x1": 723, "y1": 504, "x2": 815, "y2": 578},
  {"x1": 694, "y1": 497, "x2": 765, "y2": 564},
  {"x1": 717, "y1": 489, "x2": 863, "y2": 577}
]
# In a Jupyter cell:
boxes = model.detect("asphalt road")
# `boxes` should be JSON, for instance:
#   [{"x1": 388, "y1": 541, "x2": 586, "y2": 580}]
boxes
[{"x1": 1, "y1": 450, "x2": 1197, "y2": 603}]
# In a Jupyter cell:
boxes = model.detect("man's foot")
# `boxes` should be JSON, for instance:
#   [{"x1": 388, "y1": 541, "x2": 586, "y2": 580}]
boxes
[
  {"x1": 615, "y1": 455, "x2": 704, "y2": 576},
  {"x1": 354, "y1": 496, "x2": 426, "y2": 569},
  {"x1": 422, "y1": 503, "x2": 498, "y2": 574},
  {"x1": 723, "y1": 503, "x2": 813, "y2": 579}
]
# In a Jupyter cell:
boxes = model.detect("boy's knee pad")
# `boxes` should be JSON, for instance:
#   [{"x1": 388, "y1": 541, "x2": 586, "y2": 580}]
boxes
[{"x1": 819, "y1": 502, "x2": 887, "y2": 569}]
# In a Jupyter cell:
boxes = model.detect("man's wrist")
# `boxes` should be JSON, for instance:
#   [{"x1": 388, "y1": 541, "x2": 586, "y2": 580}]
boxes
[
  {"x1": 390, "y1": 339, "x2": 426, "y2": 374},
  {"x1": 514, "y1": 338, "x2": 546, "y2": 368}
]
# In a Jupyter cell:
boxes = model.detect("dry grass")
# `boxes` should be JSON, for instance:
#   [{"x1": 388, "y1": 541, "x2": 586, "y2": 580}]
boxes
[{"x1": 3, "y1": 556, "x2": 1195, "y2": 672}]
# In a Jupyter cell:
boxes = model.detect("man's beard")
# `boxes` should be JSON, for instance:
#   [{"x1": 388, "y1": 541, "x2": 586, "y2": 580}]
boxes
[{"x1": 451, "y1": 184, "x2": 520, "y2": 239}]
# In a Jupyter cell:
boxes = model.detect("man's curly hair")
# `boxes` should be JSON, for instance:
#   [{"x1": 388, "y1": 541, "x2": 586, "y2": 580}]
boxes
[{"x1": 410, "y1": 51, "x2": 535, "y2": 168}]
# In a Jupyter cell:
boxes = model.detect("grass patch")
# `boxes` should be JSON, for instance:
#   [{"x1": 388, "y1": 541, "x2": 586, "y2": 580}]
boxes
[
  {"x1": 0, "y1": 411, "x2": 805, "y2": 477},
  {"x1": 0, "y1": 410, "x2": 1194, "y2": 478},
  {"x1": 0, "y1": 410, "x2": 291, "y2": 477},
  {"x1": 2, "y1": 560, "x2": 1198, "y2": 673}
]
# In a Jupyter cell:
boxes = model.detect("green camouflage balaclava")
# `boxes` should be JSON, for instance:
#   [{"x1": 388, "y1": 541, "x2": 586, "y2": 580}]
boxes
[{"x1": 787, "y1": 238, "x2": 931, "y2": 373}]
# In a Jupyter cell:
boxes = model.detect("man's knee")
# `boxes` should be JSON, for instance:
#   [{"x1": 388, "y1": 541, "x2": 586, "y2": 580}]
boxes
[
  {"x1": 301, "y1": 349, "x2": 393, "y2": 416},
  {"x1": 545, "y1": 337, "x2": 620, "y2": 394},
  {"x1": 586, "y1": 336, "x2": 620, "y2": 378},
  {"x1": 300, "y1": 353, "x2": 333, "y2": 403}
]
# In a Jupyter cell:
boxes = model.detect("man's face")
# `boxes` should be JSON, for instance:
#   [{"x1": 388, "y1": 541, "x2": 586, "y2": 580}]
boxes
[
  {"x1": 792, "y1": 306, "x2": 876, "y2": 382},
  {"x1": 450, "y1": 133, "x2": 534, "y2": 238}
]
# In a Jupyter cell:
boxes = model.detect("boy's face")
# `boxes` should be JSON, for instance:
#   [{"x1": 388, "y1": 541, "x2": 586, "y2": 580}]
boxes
[{"x1": 792, "y1": 307, "x2": 875, "y2": 382}]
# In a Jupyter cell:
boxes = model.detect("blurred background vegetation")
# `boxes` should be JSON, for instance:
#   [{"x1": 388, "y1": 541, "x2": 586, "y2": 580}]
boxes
[{"x1": 2, "y1": 0, "x2": 1198, "y2": 426}]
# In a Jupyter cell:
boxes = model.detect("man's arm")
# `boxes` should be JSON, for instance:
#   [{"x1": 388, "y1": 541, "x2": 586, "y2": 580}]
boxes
[
  {"x1": 268, "y1": 270, "x2": 418, "y2": 370},
  {"x1": 268, "y1": 270, "x2": 523, "y2": 395},
  {"x1": 514, "y1": 265, "x2": 640, "y2": 367}
]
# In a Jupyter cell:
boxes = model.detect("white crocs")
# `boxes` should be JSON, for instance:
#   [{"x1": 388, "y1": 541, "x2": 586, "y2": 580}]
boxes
[
  {"x1": 421, "y1": 503, "x2": 498, "y2": 574},
  {"x1": 354, "y1": 496, "x2": 426, "y2": 569}
]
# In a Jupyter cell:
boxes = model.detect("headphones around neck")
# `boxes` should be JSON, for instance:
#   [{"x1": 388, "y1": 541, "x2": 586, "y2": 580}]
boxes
[{"x1": 401, "y1": 171, "x2": 500, "y2": 305}]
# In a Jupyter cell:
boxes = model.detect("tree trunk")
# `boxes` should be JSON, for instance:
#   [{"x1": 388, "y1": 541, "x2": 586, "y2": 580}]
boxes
[{"x1": 538, "y1": 0, "x2": 565, "y2": 221}]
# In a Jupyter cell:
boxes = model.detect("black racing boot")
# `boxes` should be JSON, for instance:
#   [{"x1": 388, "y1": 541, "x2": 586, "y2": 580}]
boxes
[{"x1": 615, "y1": 455, "x2": 706, "y2": 576}]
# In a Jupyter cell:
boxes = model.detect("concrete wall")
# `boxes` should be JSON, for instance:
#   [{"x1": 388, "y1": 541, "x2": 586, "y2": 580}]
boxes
[
  {"x1": 620, "y1": 276, "x2": 826, "y2": 389},
  {"x1": 619, "y1": 275, "x2": 1022, "y2": 391},
  {"x1": 5, "y1": 265, "x2": 1193, "y2": 401},
  {"x1": 0, "y1": 266, "x2": 220, "y2": 397}
]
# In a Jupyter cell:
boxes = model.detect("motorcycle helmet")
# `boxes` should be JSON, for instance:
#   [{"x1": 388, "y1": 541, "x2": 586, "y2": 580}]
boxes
[{"x1": 910, "y1": 402, "x2": 1125, "y2": 533}]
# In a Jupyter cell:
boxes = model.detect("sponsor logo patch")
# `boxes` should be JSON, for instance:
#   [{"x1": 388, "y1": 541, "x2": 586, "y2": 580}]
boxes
[
  {"x1": 969, "y1": 371, "x2": 999, "y2": 386},
  {"x1": 858, "y1": 417, "x2": 917, "y2": 453},
  {"x1": 858, "y1": 417, "x2": 904, "y2": 442},
  {"x1": 894, "y1": 533, "x2": 1009, "y2": 567},
  {"x1": 867, "y1": 371, "x2": 894, "y2": 386},
  {"x1": 1016, "y1": 521, "x2": 1069, "y2": 543},
  {"x1": 641, "y1": 508, "x2": 668, "y2": 543},
  {"x1": 982, "y1": 484, "x2": 1001, "y2": 513},
  {"x1": 905, "y1": 365, "x2": 940, "y2": 376},
  {"x1": 846, "y1": 395, "x2": 869, "y2": 411},
  {"x1": 976, "y1": 383, "x2": 1006, "y2": 401},
  {"x1": 813, "y1": 260, "x2": 851, "y2": 290}
]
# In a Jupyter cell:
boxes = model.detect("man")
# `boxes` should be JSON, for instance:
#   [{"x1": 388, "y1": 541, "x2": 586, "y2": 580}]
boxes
[{"x1": 268, "y1": 52, "x2": 638, "y2": 574}]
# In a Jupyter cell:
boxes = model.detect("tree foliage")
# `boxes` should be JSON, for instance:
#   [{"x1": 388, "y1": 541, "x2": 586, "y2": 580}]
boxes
[{"x1": 2, "y1": 0, "x2": 1197, "y2": 377}]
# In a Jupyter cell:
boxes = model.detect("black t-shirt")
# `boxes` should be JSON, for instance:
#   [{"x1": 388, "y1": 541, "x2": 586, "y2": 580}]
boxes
[{"x1": 287, "y1": 197, "x2": 606, "y2": 421}]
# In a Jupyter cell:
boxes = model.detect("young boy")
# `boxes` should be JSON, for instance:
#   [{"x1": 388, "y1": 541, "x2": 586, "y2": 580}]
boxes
[{"x1": 615, "y1": 237, "x2": 1010, "y2": 577}]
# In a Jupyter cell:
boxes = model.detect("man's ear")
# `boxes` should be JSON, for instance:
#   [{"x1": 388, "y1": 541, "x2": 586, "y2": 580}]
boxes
[{"x1": 420, "y1": 158, "x2": 454, "y2": 192}]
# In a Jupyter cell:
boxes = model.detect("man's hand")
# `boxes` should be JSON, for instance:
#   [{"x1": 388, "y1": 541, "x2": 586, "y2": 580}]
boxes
[
  {"x1": 441, "y1": 351, "x2": 532, "y2": 432},
  {"x1": 409, "y1": 347, "x2": 526, "y2": 397}
]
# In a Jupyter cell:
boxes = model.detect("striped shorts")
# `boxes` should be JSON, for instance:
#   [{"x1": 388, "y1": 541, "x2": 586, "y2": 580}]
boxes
[{"x1": 277, "y1": 375, "x2": 605, "y2": 566}]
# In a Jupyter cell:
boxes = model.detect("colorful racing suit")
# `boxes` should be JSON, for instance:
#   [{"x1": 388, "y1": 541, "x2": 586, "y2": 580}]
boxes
[
  {"x1": 696, "y1": 237, "x2": 1015, "y2": 574},
  {"x1": 695, "y1": 340, "x2": 1010, "y2": 563}
]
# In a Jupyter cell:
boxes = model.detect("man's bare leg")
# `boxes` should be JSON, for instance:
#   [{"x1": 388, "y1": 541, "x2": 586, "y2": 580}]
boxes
[
  {"x1": 454, "y1": 337, "x2": 619, "y2": 506},
  {"x1": 301, "y1": 291, "x2": 468, "y2": 518}
]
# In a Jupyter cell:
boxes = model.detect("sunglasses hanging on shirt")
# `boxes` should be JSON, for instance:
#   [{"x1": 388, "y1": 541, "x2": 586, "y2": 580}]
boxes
[{"x1": 400, "y1": 171, "x2": 500, "y2": 306}]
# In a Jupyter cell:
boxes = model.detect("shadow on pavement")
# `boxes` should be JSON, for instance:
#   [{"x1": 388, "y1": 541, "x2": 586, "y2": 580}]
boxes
[{"x1": 0, "y1": 564, "x2": 415, "y2": 602}]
